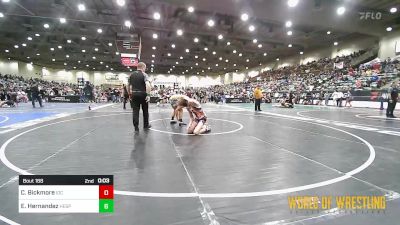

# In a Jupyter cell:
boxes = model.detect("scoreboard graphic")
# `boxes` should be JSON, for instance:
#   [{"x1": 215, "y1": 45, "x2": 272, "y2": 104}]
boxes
[
  {"x1": 19, "y1": 175, "x2": 114, "y2": 213},
  {"x1": 116, "y1": 33, "x2": 141, "y2": 67}
]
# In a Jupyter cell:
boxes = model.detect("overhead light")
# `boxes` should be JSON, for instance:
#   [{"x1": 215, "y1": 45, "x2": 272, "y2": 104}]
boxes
[
  {"x1": 207, "y1": 19, "x2": 215, "y2": 27},
  {"x1": 333, "y1": 42, "x2": 338, "y2": 46},
  {"x1": 27, "y1": 37, "x2": 32, "y2": 41},
  {"x1": 1, "y1": 0, "x2": 9, "y2": 3},
  {"x1": 195, "y1": 55, "x2": 198, "y2": 58},
  {"x1": 195, "y1": 63, "x2": 199, "y2": 66},
  {"x1": 202, "y1": 58, "x2": 206, "y2": 61},
  {"x1": 177, "y1": 29, "x2": 183, "y2": 36},
  {"x1": 92, "y1": 56, "x2": 96, "y2": 59},
  {"x1": 94, "y1": 48, "x2": 98, "y2": 51},
  {"x1": 263, "y1": 52, "x2": 267, "y2": 56},
  {"x1": 82, "y1": 49, "x2": 86, "y2": 52},
  {"x1": 106, "y1": 65, "x2": 109, "y2": 68},
  {"x1": 218, "y1": 34, "x2": 223, "y2": 40},
  {"x1": 108, "y1": 42, "x2": 113, "y2": 46},
  {"x1": 167, "y1": 53, "x2": 171, "y2": 56},
  {"x1": 215, "y1": 64, "x2": 219, "y2": 67},
  {"x1": 246, "y1": 59, "x2": 250, "y2": 62},
  {"x1": 194, "y1": 37, "x2": 199, "y2": 43},
  {"x1": 337, "y1": 6, "x2": 345, "y2": 15},
  {"x1": 246, "y1": 67, "x2": 249, "y2": 69},
  {"x1": 171, "y1": 44, "x2": 176, "y2": 48},
  {"x1": 52, "y1": 59, "x2": 55, "y2": 62},
  {"x1": 241, "y1": 13, "x2": 249, "y2": 21},
  {"x1": 43, "y1": 23, "x2": 50, "y2": 29},
  {"x1": 249, "y1": 25, "x2": 255, "y2": 32},
  {"x1": 285, "y1": 21, "x2": 292, "y2": 28},
  {"x1": 14, "y1": 45, "x2": 19, "y2": 48},
  {"x1": 227, "y1": 42, "x2": 231, "y2": 45},
  {"x1": 238, "y1": 53, "x2": 242, "y2": 57},
  {"x1": 233, "y1": 50, "x2": 237, "y2": 53},
  {"x1": 219, "y1": 57, "x2": 222, "y2": 60},
  {"x1": 86, "y1": 64, "x2": 89, "y2": 67},
  {"x1": 327, "y1": 31, "x2": 331, "y2": 35},
  {"x1": 153, "y1": 12, "x2": 161, "y2": 20},
  {"x1": 185, "y1": 49, "x2": 190, "y2": 53},
  {"x1": 386, "y1": 27, "x2": 393, "y2": 32},
  {"x1": 287, "y1": 0, "x2": 299, "y2": 7},
  {"x1": 115, "y1": 52, "x2": 120, "y2": 55},
  {"x1": 81, "y1": 36, "x2": 86, "y2": 40},
  {"x1": 208, "y1": 67, "x2": 211, "y2": 70},
  {"x1": 152, "y1": 54, "x2": 155, "y2": 58},
  {"x1": 58, "y1": 45, "x2": 62, "y2": 49},
  {"x1": 179, "y1": 56, "x2": 183, "y2": 59},
  {"x1": 97, "y1": 28, "x2": 103, "y2": 33},
  {"x1": 78, "y1": 3, "x2": 86, "y2": 11},
  {"x1": 124, "y1": 20, "x2": 131, "y2": 27},
  {"x1": 66, "y1": 55, "x2": 69, "y2": 58},
  {"x1": 188, "y1": 6, "x2": 195, "y2": 13},
  {"x1": 100, "y1": 62, "x2": 103, "y2": 65},
  {"x1": 152, "y1": 33, "x2": 158, "y2": 39},
  {"x1": 299, "y1": 51, "x2": 304, "y2": 55},
  {"x1": 115, "y1": 0, "x2": 125, "y2": 6},
  {"x1": 276, "y1": 58, "x2": 280, "y2": 61},
  {"x1": 233, "y1": 64, "x2": 236, "y2": 67},
  {"x1": 67, "y1": 39, "x2": 72, "y2": 43},
  {"x1": 176, "y1": 61, "x2": 179, "y2": 65},
  {"x1": 0, "y1": 13, "x2": 3, "y2": 18},
  {"x1": 225, "y1": 59, "x2": 229, "y2": 62},
  {"x1": 35, "y1": 33, "x2": 40, "y2": 37},
  {"x1": 288, "y1": 44, "x2": 292, "y2": 47},
  {"x1": 64, "y1": 63, "x2": 67, "y2": 66},
  {"x1": 59, "y1": 18, "x2": 66, "y2": 24},
  {"x1": 204, "y1": 47, "x2": 208, "y2": 51},
  {"x1": 73, "y1": 67, "x2": 76, "y2": 69},
  {"x1": 152, "y1": 46, "x2": 156, "y2": 50},
  {"x1": 22, "y1": 43, "x2": 27, "y2": 47},
  {"x1": 5, "y1": 49, "x2": 9, "y2": 53},
  {"x1": 212, "y1": 51, "x2": 216, "y2": 55},
  {"x1": 50, "y1": 48, "x2": 54, "y2": 51},
  {"x1": 151, "y1": 60, "x2": 155, "y2": 63},
  {"x1": 287, "y1": 30, "x2": 293, "y2": 35},
  {"x1": 78, "y1": 61, "x2": 81, "y2": 63},
  {"x1": 258, "y1": 44, "x2": 262, "y2": 48},
  {"x1": 390, "y1": 7, "x2": 397, "y2": 13}
]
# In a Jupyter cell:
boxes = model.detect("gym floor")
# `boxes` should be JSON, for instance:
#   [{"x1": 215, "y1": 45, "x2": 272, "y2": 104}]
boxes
[{"x1": 0, "y1": 103, "x2": 399, "y2": 225}]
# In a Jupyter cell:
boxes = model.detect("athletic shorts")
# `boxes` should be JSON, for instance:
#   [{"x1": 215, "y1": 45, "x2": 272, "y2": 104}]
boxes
[
  {"x1": 170, "y1": 99, "x2": 178, "y2": 108},
  {"x1": 195, "y1": 117, "x2": 207, "y2": 123}
]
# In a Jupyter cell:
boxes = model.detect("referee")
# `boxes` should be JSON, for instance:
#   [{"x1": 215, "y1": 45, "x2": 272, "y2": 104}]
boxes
[
  {"x1": 387, "y1": 81, "x2": 399, "y2": 118},
  {"x1": 128, "y1": 62, "x2": 152, "y2": 132}
]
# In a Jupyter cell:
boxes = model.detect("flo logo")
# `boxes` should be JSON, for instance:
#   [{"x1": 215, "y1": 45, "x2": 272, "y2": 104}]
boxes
[{"x1": 359, "y1": 12, "x2": 382, "y2": 20}]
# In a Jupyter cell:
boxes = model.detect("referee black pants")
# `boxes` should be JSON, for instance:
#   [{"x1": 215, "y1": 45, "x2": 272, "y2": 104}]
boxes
[
  {"x1": 387, "y1": 100, "x2": 397, "y2": 116},
  {"x1": 255, "y1": 99, "x2": 261, "y2": 111},
  {"x1": 131, "y1": 93, "x2": 149, "y2": 129}
]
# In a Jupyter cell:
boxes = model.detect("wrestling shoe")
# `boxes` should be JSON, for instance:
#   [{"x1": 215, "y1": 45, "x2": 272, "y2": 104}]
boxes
[
  {"x1": 179, "y1": 121, "x2": 187, "y2": 126},
  {"x1": 170, "y1": 120, "x2": 177, "y2": 124}
]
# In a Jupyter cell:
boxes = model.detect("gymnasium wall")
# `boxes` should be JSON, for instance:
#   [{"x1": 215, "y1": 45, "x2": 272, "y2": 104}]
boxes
[
  {"x1": 379, "y1": 30, "x2": 400, "y2": 59},
  {"x1": 0, "y1": 58, "x2": 222, "y2": 87}
]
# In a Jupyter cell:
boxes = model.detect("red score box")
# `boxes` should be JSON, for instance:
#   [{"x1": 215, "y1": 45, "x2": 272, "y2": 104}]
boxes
[{"x1": 99, "y1": 185, "x2": 114, "y2": 199}]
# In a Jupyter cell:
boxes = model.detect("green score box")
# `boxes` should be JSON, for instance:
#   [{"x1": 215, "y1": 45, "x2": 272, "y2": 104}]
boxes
[{"x1": 99, "y1": 199, "x2": 114, "y2": 213}]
